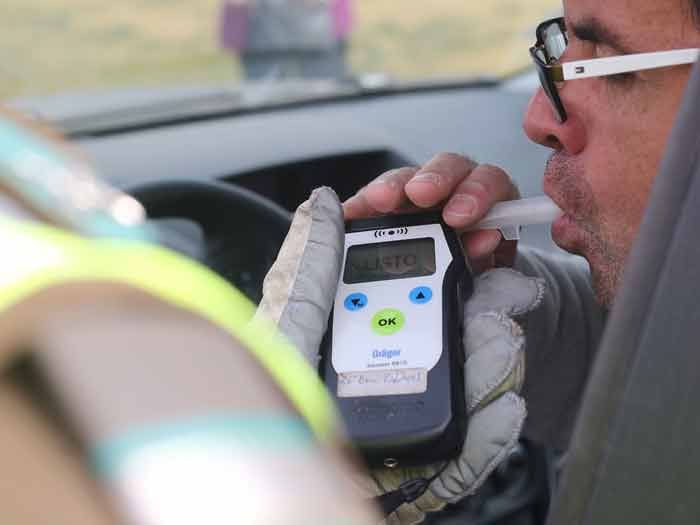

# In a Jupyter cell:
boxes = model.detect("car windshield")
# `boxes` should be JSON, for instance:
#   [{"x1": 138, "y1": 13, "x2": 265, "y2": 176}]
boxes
[{"x1": 4, "y1": 1, "x2": 560, "y2": 110}]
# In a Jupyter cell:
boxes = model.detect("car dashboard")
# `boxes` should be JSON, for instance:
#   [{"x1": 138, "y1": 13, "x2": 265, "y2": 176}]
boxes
[{"x1": 73, "y1": 83, "x2": 561, "y2": 256}]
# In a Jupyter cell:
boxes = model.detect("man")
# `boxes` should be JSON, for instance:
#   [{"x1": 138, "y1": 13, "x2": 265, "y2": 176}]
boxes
[
  {"x1": 341, "y1": 0, "x2": 700, "y2": 448},
  {"x1": 260, "y1": 0, "x2": 700, "y2": 521}
]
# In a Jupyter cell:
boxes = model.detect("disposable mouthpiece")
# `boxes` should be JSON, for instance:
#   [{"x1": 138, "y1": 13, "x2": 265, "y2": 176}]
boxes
[{"x1": 460, "y1": 196, "x2": 562, "y2": 240}]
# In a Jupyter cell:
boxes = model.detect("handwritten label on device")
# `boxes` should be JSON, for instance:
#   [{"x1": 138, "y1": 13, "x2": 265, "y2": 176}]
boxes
[{"x1": 337, "y1": 368, "x2": 428, "y2": 398}]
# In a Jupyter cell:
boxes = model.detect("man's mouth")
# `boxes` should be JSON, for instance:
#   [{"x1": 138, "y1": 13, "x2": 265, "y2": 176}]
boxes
[{"x1": 543, "y1": 152, "x2": 585, "y2": 252}]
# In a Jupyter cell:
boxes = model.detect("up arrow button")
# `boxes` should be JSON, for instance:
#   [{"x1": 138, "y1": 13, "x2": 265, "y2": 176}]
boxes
[{"x1": 409, "y1": 286, "x2": 433, "y2": 305}]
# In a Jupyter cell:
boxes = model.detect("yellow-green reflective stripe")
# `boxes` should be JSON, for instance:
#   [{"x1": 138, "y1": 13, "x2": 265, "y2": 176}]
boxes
[{"x1": 0, "y1": 219, "x2": 337, "y2": 441}]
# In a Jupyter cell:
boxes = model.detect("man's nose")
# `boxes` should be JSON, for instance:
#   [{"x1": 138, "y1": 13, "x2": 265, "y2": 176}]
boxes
[{"x1": 522, "y1": 88, "x2": 586, "y2": 154}]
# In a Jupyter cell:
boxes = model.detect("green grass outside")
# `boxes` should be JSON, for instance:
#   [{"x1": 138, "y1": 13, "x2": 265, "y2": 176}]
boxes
[{"x1": 1, "y1": 0, "x2": 560, "y2": 99}]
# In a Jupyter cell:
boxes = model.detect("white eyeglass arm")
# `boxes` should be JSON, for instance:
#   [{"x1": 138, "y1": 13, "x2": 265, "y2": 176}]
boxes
[{"x1": 561, "y1": 48, "x2": 700, "y2": 80}]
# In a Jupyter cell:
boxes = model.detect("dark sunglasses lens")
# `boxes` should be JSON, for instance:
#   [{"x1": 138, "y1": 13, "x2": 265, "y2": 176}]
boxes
[{"x1": 542, "y1": 21, "x2": 567, "y2": 62}]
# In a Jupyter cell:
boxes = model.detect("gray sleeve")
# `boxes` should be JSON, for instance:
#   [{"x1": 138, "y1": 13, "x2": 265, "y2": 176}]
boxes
[{"x1": 513, "y1": 247, "x2": 607, "y2": 451}]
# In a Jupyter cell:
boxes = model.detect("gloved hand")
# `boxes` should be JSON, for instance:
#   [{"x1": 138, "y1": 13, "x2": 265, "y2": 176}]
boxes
[{"x1": 256, "y1": 187, "x2": 545, "y2": 524}]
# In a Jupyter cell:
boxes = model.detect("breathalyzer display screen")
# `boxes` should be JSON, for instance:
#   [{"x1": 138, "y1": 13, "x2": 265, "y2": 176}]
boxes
[{"x1": 343, "y1": 238, "x2": 436, "y2": 284}]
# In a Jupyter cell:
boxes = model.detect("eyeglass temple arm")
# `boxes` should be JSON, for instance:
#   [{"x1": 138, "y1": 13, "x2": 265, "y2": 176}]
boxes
[{"x1": 560, "y1": 48, "x2": 700, "y2": 81}]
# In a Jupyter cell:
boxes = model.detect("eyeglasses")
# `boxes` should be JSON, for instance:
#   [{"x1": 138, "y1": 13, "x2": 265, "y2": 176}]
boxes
[{"x1": 530, "y1": 17, "x2": 700, "y2": 122}]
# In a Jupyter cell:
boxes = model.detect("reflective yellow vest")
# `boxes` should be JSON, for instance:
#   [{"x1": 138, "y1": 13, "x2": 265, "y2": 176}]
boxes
[{"x1": 0, "y1": 217, "x2": 336, "y2": 441}]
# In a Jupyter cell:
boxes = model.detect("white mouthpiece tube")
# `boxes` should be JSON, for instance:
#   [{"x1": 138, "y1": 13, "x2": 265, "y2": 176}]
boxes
[{"x1": 458, "y1": 196, "x2": 563, "y2": 240}]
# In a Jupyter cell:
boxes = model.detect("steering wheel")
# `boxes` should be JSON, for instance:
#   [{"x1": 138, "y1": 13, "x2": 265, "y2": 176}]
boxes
[{"x1": 127, "y1": 179, "x2": 292, "y2": 303}]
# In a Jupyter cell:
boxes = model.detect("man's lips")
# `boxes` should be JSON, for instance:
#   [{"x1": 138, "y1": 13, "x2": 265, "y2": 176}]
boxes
[
  {"x1": 549, "y1": 208, "x2": 583, "y2": 254},
  {"x1": 552, "y1": 210, "x2": 574, "y2": 232},
  {"x1": 543, "y1": 152, "x2": 584, "y2": 251}
]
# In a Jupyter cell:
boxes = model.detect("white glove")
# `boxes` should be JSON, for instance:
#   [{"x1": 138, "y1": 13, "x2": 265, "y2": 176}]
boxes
[{"x1": 256, "y1": 187, "x2": 545, "y2": 524}]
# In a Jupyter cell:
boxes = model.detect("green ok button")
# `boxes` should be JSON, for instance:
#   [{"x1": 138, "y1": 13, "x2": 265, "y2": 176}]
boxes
[{"x1": 371, "y1": 308, "x2": 406, "y2": 335}]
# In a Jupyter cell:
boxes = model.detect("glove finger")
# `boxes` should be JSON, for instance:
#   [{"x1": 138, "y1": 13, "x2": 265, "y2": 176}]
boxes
[
  {"x1": 464, "y1": 312, "x2": 525, "y2": 411},
  {"x1": 465, "y1": 268, "x2": 544, "y2": 319},
  {"x1": 430, "y1": 392, "x2": 526, "y2": 502},
  {"x1": 255, "y1": 187, "x2": 344, "y2": 365}
]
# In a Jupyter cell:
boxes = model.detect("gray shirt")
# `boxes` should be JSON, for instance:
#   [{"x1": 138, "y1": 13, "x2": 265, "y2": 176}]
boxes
[{"x1": 515, "y1": 248, "x2": 607, "y2": 451}]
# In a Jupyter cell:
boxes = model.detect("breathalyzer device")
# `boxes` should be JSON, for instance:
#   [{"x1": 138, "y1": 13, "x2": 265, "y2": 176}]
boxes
[{"x1": 321, "y1": 212, "x2": 472, "y2": 468}]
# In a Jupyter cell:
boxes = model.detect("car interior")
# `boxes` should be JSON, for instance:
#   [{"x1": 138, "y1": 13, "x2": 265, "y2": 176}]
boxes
[
  {"x1": 96, "y1": 71, "x2": 565, "y2": 524},
  {"x1": 8, "y1": 75, "x2": 567, "y2": 524},
  {"x1": 62, "y1": 61, "x2": 700, "y2": 525}
]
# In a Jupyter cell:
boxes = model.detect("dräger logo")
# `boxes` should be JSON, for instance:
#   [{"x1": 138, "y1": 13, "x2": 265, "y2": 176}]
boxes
[{"x1": 372, "y1": 349, "x2": 401, "y2": 359}]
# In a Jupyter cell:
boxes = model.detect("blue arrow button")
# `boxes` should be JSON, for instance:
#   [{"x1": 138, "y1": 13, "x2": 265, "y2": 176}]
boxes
[
  {"x1": 409, "y1": 286, "x2": 433, "y2": 305},
  {"x1": 344, "y1": 292, "x2": 368, "y2": 311}
]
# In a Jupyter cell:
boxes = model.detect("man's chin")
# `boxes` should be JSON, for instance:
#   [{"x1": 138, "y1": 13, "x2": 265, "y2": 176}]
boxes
[{"x1": 551, "y1": 215, "x2": 615, "y2": 307}]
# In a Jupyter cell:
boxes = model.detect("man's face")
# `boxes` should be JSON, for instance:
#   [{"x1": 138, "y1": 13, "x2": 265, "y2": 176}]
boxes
[{"x1": 523, "y1": 0, "x2": 700, "y2": 306}]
